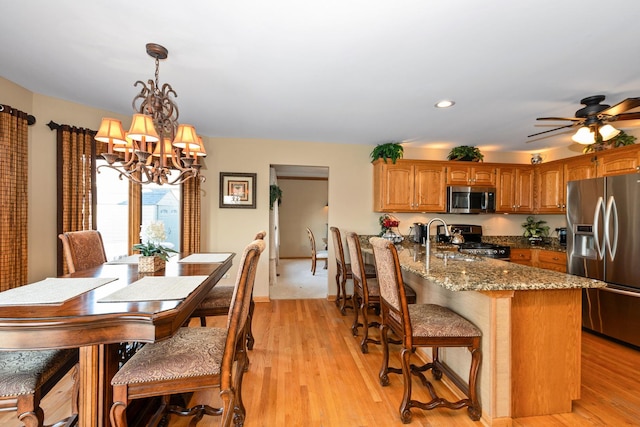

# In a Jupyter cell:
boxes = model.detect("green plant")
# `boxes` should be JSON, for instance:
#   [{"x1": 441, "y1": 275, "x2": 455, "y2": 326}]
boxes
[
  {"x1": 521, "y1": 216, "x2": 550, "y2": 239},
  {"x1": 132, "y1": 242, "x2": 177, "y2": 261},
  {"x1": 447, "y1": 145, "x2": 484, "y2": 162},
  {"x1": 270, "y1": 184, "x2": 282, "y2": 210},
  {"x1": 370, "y1": 142, "x2": 404, "y2": 164},
  {"x1": 583, "y1": 130, "x2": 637, "y2": 153},
  {"x1": 133, "y1": 221, "x2": 178, "y2": 261}
]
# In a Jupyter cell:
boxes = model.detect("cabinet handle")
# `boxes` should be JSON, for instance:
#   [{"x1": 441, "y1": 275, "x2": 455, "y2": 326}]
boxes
[{"x1": 557, "y1": 204, "x2": 561, "y2": 208}]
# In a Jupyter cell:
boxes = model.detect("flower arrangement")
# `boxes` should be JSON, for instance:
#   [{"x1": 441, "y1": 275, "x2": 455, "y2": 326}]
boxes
[
  {"x1": 379, "y1": 214, "x2": 403, "y2": 243},
  {"x1": 133, "y1": 221, "x2": 177, "y2": 262}
]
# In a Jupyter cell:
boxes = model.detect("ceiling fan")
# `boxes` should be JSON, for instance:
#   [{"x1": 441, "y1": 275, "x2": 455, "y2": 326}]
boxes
[{"x1": 527, "y1": 95, "x2": 640, "y2": 144}]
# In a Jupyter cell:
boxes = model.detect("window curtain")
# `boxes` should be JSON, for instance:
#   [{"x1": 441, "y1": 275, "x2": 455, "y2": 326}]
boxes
[
  {"x1": 181, "y1": 177, "x2": 201, "y2": 253},
  {"x1": 0, "y1": 104, "x2": 29, "y2": 291},
  {"x1": 55, "y1": 123, "x2": 104, "y2": 275}
]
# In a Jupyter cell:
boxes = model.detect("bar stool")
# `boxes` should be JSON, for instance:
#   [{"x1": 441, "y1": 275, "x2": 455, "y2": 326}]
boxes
[
  {"x1": 329, "y1": 226, "x2": 376, "y2": 315},
  {"x1": 346, "y1": 232, "x2": 417, "y2": 354},
  {"x1": 370, "y1": 237, "x2": 482, "y2": 423}
]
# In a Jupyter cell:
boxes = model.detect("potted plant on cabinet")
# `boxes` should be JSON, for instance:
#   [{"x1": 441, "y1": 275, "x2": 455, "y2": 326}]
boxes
[
  {"x1": 583, "y1": 130, "x2": 637, "y2": 153},
  {"x1": 370, "y1": 142, "x2": 404, "y2": 164},
  {"x1": 447, "y1": 145, "x2": 484, "y2": 162},
  {"x1": 522, "y1": 215, "x2": 550, "y2": 245}
]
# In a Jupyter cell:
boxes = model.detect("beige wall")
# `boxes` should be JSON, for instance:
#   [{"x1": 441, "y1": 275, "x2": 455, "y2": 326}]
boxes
[
  {"x1": 276, "y1": 179, "x2": 328, "y2": 258},
  {"x1": 5, "y1": 75, "x2": 633, "y2": 299}
]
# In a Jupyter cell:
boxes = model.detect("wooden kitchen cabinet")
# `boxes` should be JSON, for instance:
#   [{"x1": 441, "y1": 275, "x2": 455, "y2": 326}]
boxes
[
  {"x1": 446, "y1": 163, "x2": 496, "y2": 186},
  {"x1": 537, "y1": 250, "x2": 567, "y2": 273},
  {"x1": 496, "y1": 166, "x2": 534, "y2": 213},
  {"x1": 373, "y1": 159, "x2": 446, "y2": 212},
  {"x1": 510, "y1": 248, "x2": 566, "y2": 272},
  {"x1": 510, "y1": 248, "x2": 533, "y2": 266},
  {"x1": 534, "y1": 160, "x2": 565, "y2": 213},
  {"x1": 596, "y1": 144, "x2": 640, "y2": 177},
  {"x1": 564, "y1": 154, "x2": 597, "y2": 182}
]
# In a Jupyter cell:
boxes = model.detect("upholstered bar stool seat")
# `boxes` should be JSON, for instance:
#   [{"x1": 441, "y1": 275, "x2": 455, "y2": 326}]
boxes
[
  {"x1": 371, "y1": 237, "x2": 482, "y2": 423},
  {"x1": 0, "y1": 349, "x2": 78, "y2": 427}
]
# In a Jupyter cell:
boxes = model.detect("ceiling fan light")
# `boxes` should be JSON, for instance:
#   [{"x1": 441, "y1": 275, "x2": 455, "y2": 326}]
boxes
[
  {"x1": 599, "y1": 124, "x2": 620, "y2": 141},
  {"x1": 572, "y1": 127, "x2": 595, "y2": 145}
]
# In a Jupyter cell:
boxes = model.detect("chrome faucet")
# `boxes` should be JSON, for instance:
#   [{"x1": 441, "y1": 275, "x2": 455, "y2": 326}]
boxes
[{"x1": 424, "y1": 217, "x2": 450, "y2": 269}]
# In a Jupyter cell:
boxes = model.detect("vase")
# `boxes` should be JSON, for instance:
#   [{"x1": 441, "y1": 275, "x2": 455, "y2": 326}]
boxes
[{"x1": 138, "y1": 256, "x2": 165, "y2": 272}]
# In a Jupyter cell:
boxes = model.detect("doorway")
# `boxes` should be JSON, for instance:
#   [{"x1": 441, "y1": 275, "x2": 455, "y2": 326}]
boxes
[{"x1": 270, "y1": 165, "x2": 329, "y2": 299}]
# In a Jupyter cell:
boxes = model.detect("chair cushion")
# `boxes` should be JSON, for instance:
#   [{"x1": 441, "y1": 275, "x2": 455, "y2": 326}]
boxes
[
  {"x1": 409, "y1": 304, "x2": 481, "y2": 338},
  {"x1": 316, "y1": 250, "x2": 329, "y2": 258},
  {"x1": 197, "y1": 285, "x2": 235, "y2": 310},
  {"x1": 0, "y1": 349, "x2": 77, "y2": 397},
  {"x1": 111, "y1": 327, "x2": 227, "y2": 386}
]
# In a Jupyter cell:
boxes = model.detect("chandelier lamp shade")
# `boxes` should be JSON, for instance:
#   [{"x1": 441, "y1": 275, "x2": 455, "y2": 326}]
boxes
[
  {"x1": 96, "y1": 43, "x2": 206, "y2": 185},
  {"x1": 571, "y1": 123, "x2": 621, "y2": 145}
]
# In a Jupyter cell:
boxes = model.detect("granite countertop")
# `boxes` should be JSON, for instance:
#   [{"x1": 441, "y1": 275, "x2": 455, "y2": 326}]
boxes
[{"x1": 362, "y1": 242, "x2": 606, "y2": 293}]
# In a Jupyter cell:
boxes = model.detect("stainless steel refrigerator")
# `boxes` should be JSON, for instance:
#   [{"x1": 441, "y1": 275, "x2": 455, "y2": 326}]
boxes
[{"x1": 566, "y1": 173, "x2": 640, "y2": 348}]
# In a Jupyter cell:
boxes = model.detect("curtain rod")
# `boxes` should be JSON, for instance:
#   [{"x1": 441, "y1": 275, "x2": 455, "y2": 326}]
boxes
[
  {"x1": 47, "y1": 120, "x2": 96, "y2": 135},
  {"x1": 0, "y1": 104, "x2": 36, "y2": 125}
]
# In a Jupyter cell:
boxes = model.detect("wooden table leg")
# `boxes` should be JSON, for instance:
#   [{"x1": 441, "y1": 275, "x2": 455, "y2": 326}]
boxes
[{"x1": 79, "y1": 344, "x2": 121, "y2": 427}]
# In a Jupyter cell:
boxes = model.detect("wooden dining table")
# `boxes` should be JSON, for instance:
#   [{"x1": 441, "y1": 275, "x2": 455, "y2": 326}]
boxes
[{"x1": 0, "y1": 252, "x2": 235, "y2": 427}]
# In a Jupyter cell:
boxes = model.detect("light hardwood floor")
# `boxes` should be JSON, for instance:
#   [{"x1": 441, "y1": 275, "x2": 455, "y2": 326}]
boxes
[{"x1": 4, "y1": 299, "x2": 640, "y2": 426}]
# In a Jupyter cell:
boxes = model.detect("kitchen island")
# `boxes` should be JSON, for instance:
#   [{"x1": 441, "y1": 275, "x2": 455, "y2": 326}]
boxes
[{"x1": 363, "y1": 243, "x2": 606, "y2": 426}]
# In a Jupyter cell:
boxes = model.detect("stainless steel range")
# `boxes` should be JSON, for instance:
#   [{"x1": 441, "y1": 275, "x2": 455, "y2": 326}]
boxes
[{"x1": 436, "y1": 224, "x2": 510, "y2": 260}]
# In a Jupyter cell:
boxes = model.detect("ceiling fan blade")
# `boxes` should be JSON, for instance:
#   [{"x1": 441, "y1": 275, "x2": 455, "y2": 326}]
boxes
[
  {"x1": 608, "y1": 111, "x2": 640, "y2": 121},
  {"x1": 598, "y1": 97, "x2": 640, "y2": 117},
  {"x1": 527, "y1": 123, "x2": 578, "y2": 138},
  {"x1": 536, "y1": 117, "x2": 582, "y2": 122}
]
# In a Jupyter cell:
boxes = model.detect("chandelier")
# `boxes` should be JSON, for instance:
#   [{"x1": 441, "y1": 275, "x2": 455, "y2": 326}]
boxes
[{"x1": 95, "y1": 43, "x2": 206, "y2": 185}]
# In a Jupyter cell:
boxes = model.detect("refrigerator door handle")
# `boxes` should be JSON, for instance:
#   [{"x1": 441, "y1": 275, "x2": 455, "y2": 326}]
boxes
[
  {"x1": 604, "y1": 196, "x2": 619, "y2": 261},
  {"x1": 593, "y1": 196, "x2": 605, "y2": 260}
]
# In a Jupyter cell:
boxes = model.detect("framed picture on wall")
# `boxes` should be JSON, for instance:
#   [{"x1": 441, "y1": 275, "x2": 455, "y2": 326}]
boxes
[{"x1": 219, "y1": 172, "x2": 257, "y2": 208}]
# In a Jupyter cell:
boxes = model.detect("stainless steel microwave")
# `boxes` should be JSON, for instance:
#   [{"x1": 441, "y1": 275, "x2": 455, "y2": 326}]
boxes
[{"x1": 447, "y1": 186, "x2": 496, "y2": 214}]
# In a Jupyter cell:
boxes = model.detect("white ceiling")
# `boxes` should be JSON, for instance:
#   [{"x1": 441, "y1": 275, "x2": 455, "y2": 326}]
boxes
[{"x1": 2, "y1": 0, "x2": 640, "y2": 155}]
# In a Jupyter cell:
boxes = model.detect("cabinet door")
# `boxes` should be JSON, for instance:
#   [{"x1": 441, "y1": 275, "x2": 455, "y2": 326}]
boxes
[
  {"x1": 373, "y1": 160, "x2": 414, "y2": 212},
  {"x1": 564, "y1": 155, "x2": 597, "y2": 182},
  {"x1": 514, "y1": 167, "x2": 534, "y2": 213},
  {"x1": 496, "y1": 167, "x2": 516, "y2": 212},
  {"x1": 472, "y1": 165, "x2": 496, "y2": 186},
  {"x1": 535, "y1": 162, "x2": 565, "y2": 213},
  {"x1": 596, "y1": 145, "x2": 640, "y2": 177},
  {"x1": 414, "y1": 163, "x2": 446, "y2": 212},
  {"x1": 446, "y1": 164, "x2": 472, "y2": 186}
]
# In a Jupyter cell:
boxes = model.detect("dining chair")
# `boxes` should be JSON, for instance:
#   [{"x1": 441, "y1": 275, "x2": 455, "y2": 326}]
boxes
[
  {"x1": 58, "y1": 230, "x2": 107, "y2": 274},
  {"x1": 109, "y1": 237, "x2": 265, "y2": 427},
  {"x1": 191, "y1": 230, "x2": 266, "y2": 352},
  {"x1": 329, "y1": 227, "x2": 376, "y2": 315},
  {"x1": 345, "y1": 232, "x2": 416, "y2": 354},
  {"x1": 0, "y1": 348, "x2": 79, "y2": 427},
  {"x1": 305, "y1": 227, "x2": 328, "y2": 275},
  {"x1": 370, "y1": 237, "x2": 482, "y2": 423}
]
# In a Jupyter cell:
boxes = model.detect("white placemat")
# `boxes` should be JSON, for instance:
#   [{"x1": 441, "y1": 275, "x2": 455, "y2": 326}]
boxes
[
  {"x1": 98, "y1": 275, "x2": 209, "y2": 303},
  {"x1": 0, "y1": 277, "x2": 118, "y2": 306},
  {"x1": 178, "y1": 253, "x2": 233, "y2": 263},
  {"x1": 106, "y1": 255, "x2": 140, "y2": 264}
]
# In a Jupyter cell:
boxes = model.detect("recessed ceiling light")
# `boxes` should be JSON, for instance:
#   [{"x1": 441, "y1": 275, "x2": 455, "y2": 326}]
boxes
[{"x1": 435, "y1": 100, "x2": 455, "y2": 108}]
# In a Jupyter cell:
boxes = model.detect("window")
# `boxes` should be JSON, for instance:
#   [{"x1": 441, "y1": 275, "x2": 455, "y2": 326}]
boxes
[{"x1": 96, "y1": 159, "x2": 181, "y2": 260}]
